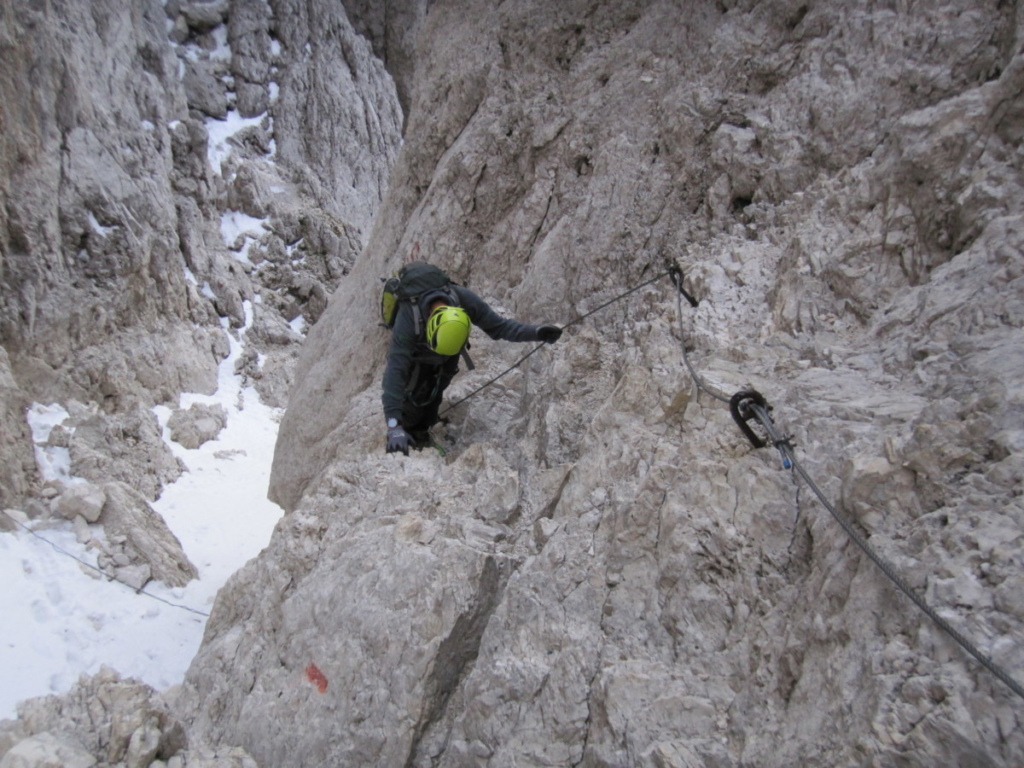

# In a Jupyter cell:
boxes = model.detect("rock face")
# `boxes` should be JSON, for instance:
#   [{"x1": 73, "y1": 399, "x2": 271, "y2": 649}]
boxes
[
  {"x1": 168, "y1": 403, "x2": 229, "y2": 450},
  {"x1": 4, "y1": 0, "x2": 1024, "y2": 766},
  {"x1": 99, "y1": 481, "x2": 200, "y2": 588},
  {"x1": 0, "y1": 667, "x2": 257, "y2": 768},
  {"x1": 1, "y1": 0, "x2": 402, "y2": 761},
  {"x1": 340, "y1": 0, "x2": 430, "y2": 122},
  {"x1": 0, "y1": 0, "x2": 401, "y2": 508},
  {"x1": 181, "y1": 0, "x2": 1024, "y2": 766}
]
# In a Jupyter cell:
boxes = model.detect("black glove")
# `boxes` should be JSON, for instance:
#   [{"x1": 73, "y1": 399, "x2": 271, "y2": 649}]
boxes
[
  {"x1": 537, "y1": 325, "x2": 562, "y2": 344},
  {"x1": 386, "y1": 425, "x2": 412, "y2": 455}
]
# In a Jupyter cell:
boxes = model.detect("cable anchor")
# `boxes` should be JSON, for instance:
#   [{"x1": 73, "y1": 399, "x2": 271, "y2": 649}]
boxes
[
  {"x1": 730, "y1": 389, "x2": 769, "y2": 449},
  {"x1": 665, "y1": 259, "x2": 699, "y2": 308},
  {"x1": 731, "y1": 390, "x2": 795, "y2": 469}
]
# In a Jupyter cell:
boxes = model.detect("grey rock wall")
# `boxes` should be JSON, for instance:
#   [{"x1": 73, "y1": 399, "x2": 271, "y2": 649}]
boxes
[
  {"x1": 0, "y1": 0, "x2": 401, "y2": 507},
  {"x1": 2, "y1": 666, "x2": 257, "y2": 768},
  {"x1": 3, "y1": 0, "x2": 1023, "y2": 766},
  {"x1": 340, "y1": 0, "x2": 430, "y2": 122},
  {"x1": 1, "y1": 0, "x2": 401, "y2": 759},
  {"x1": 212, "y1": 0, "x2": 1022, "y2": 766}
]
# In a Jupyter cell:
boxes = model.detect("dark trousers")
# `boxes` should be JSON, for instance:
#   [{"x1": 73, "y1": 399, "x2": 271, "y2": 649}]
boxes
[{"x1": 401, "y1": 358, "x2": 459, "y2": 435}]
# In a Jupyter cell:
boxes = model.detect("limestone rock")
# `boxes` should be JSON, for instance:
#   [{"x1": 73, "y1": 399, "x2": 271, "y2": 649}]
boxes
[
  {"x1": 0, "y1": 731, "x2": 96, "y2": 768},
  {"x1": 269, "y1": 0, "x2": 403, "y2": 237},
  {"x1": 53, "y1": 483, "x2": 106, "y2": 524},
  {"x1": 178, "y1": 479, "x2": 518, "y2": 767},
  {"x1": 184, "y1": 59, "x2": 229, "y2": 120},
  {"x1": 341, "y1": 0, "x2": 429, "y2": 120},
  {"x1": 168, "y1": 403, "x2": 229, "y2": 450},
  {"x1": 0, "y1": 0, "x2": 400, "y2": 511},
  {"x1": 179, "y1": 2, "x2": 229, "y2": 34},
  {"x1": 0, "y1": 722, "x2": 28, "y2": 762},
  {"x1": 0, "y1": 348, "x2": 36, "y2": 509},
  {"x1": 227, "y1": 0, "x2": 272, "y2": 118},
  {"x1": 9, "y1": 668, "x2": 188, "y2": 766},
  {"x1": 100, "y1": 482, "x2": 198, "y2": 588},
  {"x1": 251, "y1": 1, "x2": 1024, "y2": 765},
  {"x1": 0, "y1": 509, "x2": 30, "y2": 534},
  {"x1": 69, "y1": 407, "x2": 183, "y2": 501},
  {"x1": 112, "y1": 563, "x2": 154, "y2": 592},
  {"x1": 3, "y1": 0, "x2": 1024, "y2": 766}
]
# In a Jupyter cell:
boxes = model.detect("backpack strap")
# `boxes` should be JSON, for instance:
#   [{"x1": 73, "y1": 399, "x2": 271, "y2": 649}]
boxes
[{"x1": 410, "y1": 303, "x2": 425, "y2": 338}]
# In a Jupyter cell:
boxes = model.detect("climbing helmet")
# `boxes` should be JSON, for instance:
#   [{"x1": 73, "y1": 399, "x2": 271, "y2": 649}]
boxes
[{"x1": 426, "y1": 305, "x2": 471, "y2": 356}]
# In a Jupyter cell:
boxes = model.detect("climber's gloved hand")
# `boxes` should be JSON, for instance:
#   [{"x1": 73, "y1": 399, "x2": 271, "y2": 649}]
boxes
[
  {"x1": 386, "y1": 425, "x2": 412, "y2": 456},
  {"x1": 537, "y1": 325, "x2": 562, "y2": 344}
]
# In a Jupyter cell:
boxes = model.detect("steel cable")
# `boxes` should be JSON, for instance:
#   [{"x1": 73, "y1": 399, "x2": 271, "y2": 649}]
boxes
[
  {"x1": 1, "y1": 509, "x2": 210, "y2": 618},
  {"x1": 440, "y1": 269, "x2": 671, "y2": 417},
  {"x1": 672, "y1": 277, "x2": 732, "y2": 405},
  {"x1": 745, "y1": 392, "x2": 1024, "y2": 701},
  {"x1": 393, "y1": 259, "x2": 1024, "y2": 700}
]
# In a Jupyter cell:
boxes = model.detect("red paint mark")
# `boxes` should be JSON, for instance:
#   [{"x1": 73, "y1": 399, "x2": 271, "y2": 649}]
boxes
[{"x1": 305, "y1": 663, "x2": 328, "y2": 693}]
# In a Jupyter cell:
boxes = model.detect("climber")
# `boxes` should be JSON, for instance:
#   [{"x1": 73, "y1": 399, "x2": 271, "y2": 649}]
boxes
[{"x1": 382, "y1": 265, "x2": 562, "y2": 455}]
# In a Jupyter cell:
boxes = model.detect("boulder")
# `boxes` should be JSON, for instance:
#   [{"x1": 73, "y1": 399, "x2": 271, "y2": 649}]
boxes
[
  {"x1": 100, "y1": 482, "x2": 198, "y2": 588},
  {"x1": 167, "y1": 403, "x2": 228, "y2": 450},
  {"x1": 53, "y1": 483, "x2": 106, "y2": 524},
  {"x1": 0, "y1": 731, "x2": 96, "y2": 768}
]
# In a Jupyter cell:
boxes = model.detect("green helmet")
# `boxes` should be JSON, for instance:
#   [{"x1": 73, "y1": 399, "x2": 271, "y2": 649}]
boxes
[{"x1": 426, "y1": 305, "x2": 471, "y2": 356}]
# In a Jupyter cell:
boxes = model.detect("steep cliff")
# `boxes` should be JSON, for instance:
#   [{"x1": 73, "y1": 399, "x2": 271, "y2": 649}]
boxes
[
  {"x1": 3, "y1": 0, "x2": 1023, "y2": 766},
  {"x1": 1, "y1": 0, "x2": 400, "y2": 762},
  {"x1": 0, "y1": 0, "x2": 401, "y2": 511},
  {"x1": 189, "y1": 0, "x2": 1024, "y2": 766}
]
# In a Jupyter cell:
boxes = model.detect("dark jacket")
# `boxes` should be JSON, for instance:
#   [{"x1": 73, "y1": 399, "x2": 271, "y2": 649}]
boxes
[{"x1": 382, "y1": 284, "x2": 543, "y2": 422}]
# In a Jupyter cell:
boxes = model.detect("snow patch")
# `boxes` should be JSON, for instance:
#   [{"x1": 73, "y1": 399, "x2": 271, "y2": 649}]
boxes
[
  {"x1": 2, "y1": 302, "x2": 283, "y2": 719},
  {"x1": 208, "y1": 26, "x2": 230, "y2": 61},
  {"x1": 26, "y1": 403, "x2": 70, "y2": 444},
  {"x1": 26, "y1": 404, "x2": 75, "y2": 484},
  {"x1": 221, "y1": 211, "x2": 266, "y2": 266},
  {"x1": 87, "y1": 212, "x2": 115, "y2": 237},
  {"x1": 206, "y1": 111, "x2": 268, "y2": 174}
]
